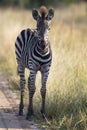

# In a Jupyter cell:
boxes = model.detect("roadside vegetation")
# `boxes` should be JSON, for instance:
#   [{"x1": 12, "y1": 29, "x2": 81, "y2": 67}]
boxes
[{"x1": 0, "y1": 2, "x2": 87, "y2": 129}]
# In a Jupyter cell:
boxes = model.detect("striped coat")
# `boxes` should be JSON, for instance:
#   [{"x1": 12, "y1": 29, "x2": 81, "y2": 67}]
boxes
[{"x1": 15, "y1": 29, "x2": 52, "y2": 70}]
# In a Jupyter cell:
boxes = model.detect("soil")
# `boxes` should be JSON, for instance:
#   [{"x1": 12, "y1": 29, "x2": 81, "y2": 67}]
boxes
[{"x1": 0, "y1": 72, "x2": 40, "y2": 130}]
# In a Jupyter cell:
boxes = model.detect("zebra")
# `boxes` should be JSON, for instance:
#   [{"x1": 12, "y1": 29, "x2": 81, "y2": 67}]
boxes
[{"x1": 15, "y1": 6, "x2": 54, "y2": 119}]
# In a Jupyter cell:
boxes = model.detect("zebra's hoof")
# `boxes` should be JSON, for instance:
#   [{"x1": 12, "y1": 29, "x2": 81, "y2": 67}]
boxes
[
  {"x1": 26, "y1": 115, "x2": 30, "y2": 120},
  {"x1": 26, "y1": 114, "x2": 34, "y2": 120},
  {"x1": 19, "y1": 110, "x2": 23, "y2": 116},
  {"x1": 26, "y1": 111, "x2": 34, "y2": 120},
  {"x1": 41, "y1": 113, "x2": 46, "y2": 119},
  {"x1": 41, "y1": 110, "x2": 46, "y2": 119}
]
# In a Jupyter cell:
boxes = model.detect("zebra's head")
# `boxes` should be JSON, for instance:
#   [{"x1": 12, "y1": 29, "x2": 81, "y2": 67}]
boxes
[{"x1": 32, "y1": 6, "x2": 54, "y2": 49}]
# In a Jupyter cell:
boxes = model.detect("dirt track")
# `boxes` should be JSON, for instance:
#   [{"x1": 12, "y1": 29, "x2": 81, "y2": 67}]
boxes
[{"x1": 0, "y1": 73, "x2": 39, "y2": 130}]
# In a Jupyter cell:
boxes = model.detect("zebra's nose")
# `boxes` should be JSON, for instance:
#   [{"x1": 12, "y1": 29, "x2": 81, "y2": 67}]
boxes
[
  {"x1": 41, "y1": 39, "x2": 45, "y2": 44},
  {"x1": 40, "y1": 40, "x2": 46, "y2": 50}
]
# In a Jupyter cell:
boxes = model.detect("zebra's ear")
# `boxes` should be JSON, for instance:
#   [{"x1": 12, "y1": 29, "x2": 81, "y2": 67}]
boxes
[
  {"x1": 32, "y1": 9, "x2": 39, "y2": 20},
  {"x1": 46, "y1": 8, "x2": 54, "y2": 20}
]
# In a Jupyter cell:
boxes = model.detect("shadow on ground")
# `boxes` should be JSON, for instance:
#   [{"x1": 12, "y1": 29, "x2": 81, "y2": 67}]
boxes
[{"x1": 0, "y1": 107, "x2": 41, "y2": 129}]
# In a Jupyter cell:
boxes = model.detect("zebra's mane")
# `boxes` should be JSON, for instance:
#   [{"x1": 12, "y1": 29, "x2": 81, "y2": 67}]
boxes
[{"x1": 40, "y1": 6, "x2": 47, "y2": 20}]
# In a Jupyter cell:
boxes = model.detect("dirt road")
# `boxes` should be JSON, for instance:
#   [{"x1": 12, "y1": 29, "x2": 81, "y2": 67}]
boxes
[{"x1": 0, "y1": 73, "x2": 40, "y2": 130}]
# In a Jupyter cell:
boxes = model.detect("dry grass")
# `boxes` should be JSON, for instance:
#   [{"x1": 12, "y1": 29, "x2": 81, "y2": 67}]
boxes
[{"x1": 0, "y1": 2, "x2": 87, "y2": 129}]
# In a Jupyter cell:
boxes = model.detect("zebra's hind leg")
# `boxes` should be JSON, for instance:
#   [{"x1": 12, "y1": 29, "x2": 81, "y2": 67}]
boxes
[
  {"x1": 26, "y1": 70, "x2": 36, "y2": 120},
  {"x1": 17, "y1": 65, "x2": 26, "y2": 116}
]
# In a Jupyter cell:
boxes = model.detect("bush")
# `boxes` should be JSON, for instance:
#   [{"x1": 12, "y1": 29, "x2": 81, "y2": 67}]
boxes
[{"x1": 0, "y1": 0, "x2": 86, "y2": 8}]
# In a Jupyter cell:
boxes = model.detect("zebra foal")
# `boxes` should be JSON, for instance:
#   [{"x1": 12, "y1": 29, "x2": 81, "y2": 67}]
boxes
[{"x1": 15, "y1": 6, "x2": 54, "y2": 119}]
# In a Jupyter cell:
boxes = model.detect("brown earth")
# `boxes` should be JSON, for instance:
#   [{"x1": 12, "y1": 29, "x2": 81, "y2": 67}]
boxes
[{"x1": 0, "y1": 72, "x2": 40, "y2": 130}]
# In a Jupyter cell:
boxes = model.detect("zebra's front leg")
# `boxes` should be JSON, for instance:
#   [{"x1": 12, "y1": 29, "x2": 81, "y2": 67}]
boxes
[
  {"x1": 26, "y1": 70, "x2": 36, "y2": 120},
  {"x1": 18, "y1": 65, "x2": 26, "y2": 116},
  {"x1": 41, "y1": 71, "x2": 49, "y2": 118}
]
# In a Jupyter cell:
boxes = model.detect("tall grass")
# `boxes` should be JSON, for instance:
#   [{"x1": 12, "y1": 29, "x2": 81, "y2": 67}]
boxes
[{"x1": 0, "y1": 3, "x2": 87, "y2": 129}]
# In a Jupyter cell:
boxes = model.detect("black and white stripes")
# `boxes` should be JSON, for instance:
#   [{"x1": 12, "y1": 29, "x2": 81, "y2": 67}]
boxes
[{"x1": 15, "y1": 6, "x2": 54, "y2": 119}]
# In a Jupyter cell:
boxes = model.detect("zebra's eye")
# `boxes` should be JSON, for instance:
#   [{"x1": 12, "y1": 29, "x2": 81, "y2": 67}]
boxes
[{"x1": 48, "y1": 27, "x2": 50, "y2": 30}]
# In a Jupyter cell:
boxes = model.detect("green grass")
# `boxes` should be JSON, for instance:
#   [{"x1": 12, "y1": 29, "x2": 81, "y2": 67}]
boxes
[{"x1": 0, "y1": 2, "x2": 87, "y2": 130}]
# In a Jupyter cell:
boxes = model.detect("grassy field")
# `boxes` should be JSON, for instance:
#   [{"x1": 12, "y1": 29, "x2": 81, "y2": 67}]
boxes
[{"x1": 0, "y1": 2, "x2": 87, "y2": 130}]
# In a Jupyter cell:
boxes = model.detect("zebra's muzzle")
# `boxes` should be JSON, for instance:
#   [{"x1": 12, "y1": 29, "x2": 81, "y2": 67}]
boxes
[{"x1": 39, "y1": 39, "x2": 46, "y2": 50}]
